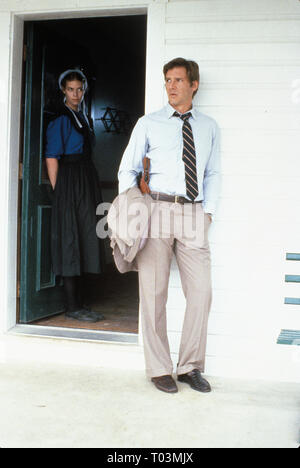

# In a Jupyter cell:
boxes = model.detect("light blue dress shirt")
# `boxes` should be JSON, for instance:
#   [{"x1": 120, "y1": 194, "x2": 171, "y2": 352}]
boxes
[{"x1": 118, "y1": 103, "x2": 221, "y2": 216}]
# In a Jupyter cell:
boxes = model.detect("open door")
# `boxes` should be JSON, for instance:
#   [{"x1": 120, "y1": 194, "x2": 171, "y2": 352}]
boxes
[
  {"x1": 19, "y1": 16, "x2": 145, "y2": 334},
  {"x1": 20, "y1": 22, "x2": 95, "y2": 323}
]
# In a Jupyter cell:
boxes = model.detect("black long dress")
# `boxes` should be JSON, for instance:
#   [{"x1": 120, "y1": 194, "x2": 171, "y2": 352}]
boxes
[{"x1": 47, "y1": 105, "x2": 104, "y2": 277}]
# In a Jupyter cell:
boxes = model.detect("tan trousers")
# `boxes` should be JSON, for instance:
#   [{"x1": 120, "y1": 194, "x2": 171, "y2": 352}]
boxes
[{"x1": 136, "y1": 200, "x2": 212, "y2": 379}]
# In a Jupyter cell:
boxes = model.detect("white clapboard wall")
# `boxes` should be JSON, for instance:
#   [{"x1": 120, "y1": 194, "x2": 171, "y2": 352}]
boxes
[
  {"x1": 0, "y1": 0, "x2": 299, "y2": 381},
  {"x1": 160, "y1": 0, "x2": 300, "y2": 381}
]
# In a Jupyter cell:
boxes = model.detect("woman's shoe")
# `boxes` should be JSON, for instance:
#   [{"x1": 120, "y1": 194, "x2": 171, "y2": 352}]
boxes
[
  {"x1": 65, "y1": 309, "x2": 103, "y2": 322},
  {"x1": 82, "y1": 305, "x2": 105, "y2": 321}
]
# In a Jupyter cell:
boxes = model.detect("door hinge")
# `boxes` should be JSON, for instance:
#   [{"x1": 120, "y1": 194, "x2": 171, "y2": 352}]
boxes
[
  {"x1": 19, "y1": 162, "x2": 23, "y2": 180},
  {"x1": 17, "y1": 281, "x2": 20, "y2": 299}
]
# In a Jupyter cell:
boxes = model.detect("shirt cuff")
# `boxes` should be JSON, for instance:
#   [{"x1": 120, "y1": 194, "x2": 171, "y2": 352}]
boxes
[{"x1": 203, "y1": 202, "x2": 216, "y2": 217}]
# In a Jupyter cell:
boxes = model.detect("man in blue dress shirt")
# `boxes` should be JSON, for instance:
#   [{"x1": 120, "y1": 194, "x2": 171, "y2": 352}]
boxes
[{"x1": 118, "y1": 58, "x2": 221, "y2": 394}]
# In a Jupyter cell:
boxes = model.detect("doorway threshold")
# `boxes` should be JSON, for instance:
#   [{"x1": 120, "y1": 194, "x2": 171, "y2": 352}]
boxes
[{"x1": 10, "y1": 324, "x2": 138, "y2": 344}]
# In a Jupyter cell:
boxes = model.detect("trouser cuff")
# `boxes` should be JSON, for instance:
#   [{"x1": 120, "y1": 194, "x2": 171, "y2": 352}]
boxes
[
  {"x1": 146, "y1": 367, "x2": 174, "y2": 379},
  {"x1": 177, "y1": 365, "x2": 204, "y2": 376}
]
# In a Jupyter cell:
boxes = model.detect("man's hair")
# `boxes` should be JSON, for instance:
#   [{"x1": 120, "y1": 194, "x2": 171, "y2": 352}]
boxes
[{"x1": 163, "y1": 58, "x2": 200, "y2": 97}]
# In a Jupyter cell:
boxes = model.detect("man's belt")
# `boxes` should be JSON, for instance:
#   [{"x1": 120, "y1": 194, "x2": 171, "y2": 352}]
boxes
[{"x1": 150, "y1": 192, "x2": 202, "y2": 205}]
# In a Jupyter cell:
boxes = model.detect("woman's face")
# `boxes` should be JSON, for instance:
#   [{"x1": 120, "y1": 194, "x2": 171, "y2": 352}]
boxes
[{"x1": 63, "y1": 79, "x2": 84, "y2": 111}]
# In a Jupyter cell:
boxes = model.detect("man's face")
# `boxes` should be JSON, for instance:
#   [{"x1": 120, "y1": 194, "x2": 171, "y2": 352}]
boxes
[{"x1": 165, "y1": 67, "x2": 198, "y2": 110}]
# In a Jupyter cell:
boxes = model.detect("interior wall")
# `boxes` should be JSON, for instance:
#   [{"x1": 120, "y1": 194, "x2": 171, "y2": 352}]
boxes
[
  {"x1": 89, "y1": 16, "x2": 147, "y2": 262},
  {"x1": 88, "y1": 16, "x2": 146, "y2": 185}
]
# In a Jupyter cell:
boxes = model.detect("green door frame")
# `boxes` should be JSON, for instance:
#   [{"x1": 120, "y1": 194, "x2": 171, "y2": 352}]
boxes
[{"x1": 19, "y1": 22, "x2": 65, "y2": 323}]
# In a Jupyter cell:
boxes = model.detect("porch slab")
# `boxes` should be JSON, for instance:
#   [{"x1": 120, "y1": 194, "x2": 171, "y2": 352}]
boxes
[{"x1": 0, "y1": 359, "x2": 299, "y2": 448}]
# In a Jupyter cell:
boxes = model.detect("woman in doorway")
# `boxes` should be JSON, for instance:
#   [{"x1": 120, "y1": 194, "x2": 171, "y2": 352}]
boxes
[{"x1": 45, "y1": 69, "x2": 104, "y2": 323}]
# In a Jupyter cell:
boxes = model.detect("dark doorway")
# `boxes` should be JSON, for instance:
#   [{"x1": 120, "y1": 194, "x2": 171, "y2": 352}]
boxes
[{"x1": 19, "y1": 15, "x2": 147, "y2": 335}]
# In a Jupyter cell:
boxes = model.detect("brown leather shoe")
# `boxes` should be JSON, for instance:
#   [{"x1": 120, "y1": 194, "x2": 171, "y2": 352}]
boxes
[
  {"x1": 151, "y1": 375, "x2": 178, "y2": 394},
  {"x1": 178, "y1": 369, "x2": 211, "y2": 393}
]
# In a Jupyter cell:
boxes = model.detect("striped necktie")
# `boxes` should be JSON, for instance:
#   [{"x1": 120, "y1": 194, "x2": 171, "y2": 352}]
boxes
[{"x1": 174, "y1": 111, "x2": 199, "y2": 201}]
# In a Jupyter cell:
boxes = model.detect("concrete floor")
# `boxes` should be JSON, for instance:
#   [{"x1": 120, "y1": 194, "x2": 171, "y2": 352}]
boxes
[{"x1": 0, "y1": 360, "x2": 299, "y2": 448}]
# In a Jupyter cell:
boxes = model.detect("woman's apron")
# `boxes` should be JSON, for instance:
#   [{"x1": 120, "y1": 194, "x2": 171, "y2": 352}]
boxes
[{"x1": 51, "y1": 107, "x2": 104, "y2": 277}]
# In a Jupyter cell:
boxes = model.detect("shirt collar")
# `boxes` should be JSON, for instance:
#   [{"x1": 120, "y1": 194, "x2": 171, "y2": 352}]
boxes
[{"x1": 166, "y1": 102, "x2": 197, "y2": 120}]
